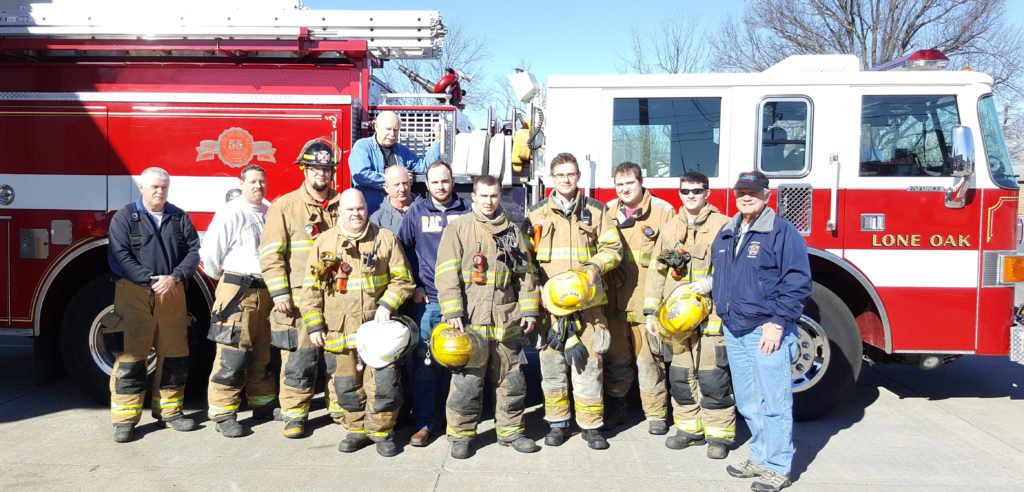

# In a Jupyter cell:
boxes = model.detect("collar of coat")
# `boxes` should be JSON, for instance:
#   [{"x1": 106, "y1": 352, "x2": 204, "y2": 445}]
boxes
[
  {"x1": 721, "y1": 207, "x2": 776, "y2": 236},
  {"x1": 299, "y1": 185, "x2": 340, "y2": 208},
  {"x1": 608, "y1": 189, "x2": 652, "y2": 223},
  {"x1": 676, "y1": 203, "x2": 722, "y2": 228},
  {"x1": 471, "y1": 208, "x2": 511, "y2": 234}
]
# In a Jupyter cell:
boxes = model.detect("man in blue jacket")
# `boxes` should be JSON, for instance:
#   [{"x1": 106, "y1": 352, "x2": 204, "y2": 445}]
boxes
[
  {"x1": 397, "y1": 161, "x2": 471, "y2": 447},
  {"x1": 107, "y1": 167, "x2": 201, "y2": 443},
  {"x1": 349, "y1": 111, "x2": 440, "y2": 214},
  {"x1": 710, "y1": 171, "x2": 811, "y2": 492}
]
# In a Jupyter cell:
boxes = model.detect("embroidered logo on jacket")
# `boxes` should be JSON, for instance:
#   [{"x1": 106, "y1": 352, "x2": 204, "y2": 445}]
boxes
[{"x1": 747, "y1": 242, "x2": 761, "y2": 258}]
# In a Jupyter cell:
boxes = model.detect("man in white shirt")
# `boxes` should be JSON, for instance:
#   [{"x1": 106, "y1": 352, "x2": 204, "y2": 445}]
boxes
[{"x1": 201, "y1": 164, "x2": 276, "y2": 438}]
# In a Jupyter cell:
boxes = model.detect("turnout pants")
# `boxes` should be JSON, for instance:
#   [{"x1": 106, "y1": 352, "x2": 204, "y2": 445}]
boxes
[
  {"x1": 109, "y1": 279, "x2": 190, "y2": 424},
  {"x1": 604, "y1": 316, "x2": 668, "y2": 420},
  {"x1": 446, "y1": 340, "x2": 528, "y2": 442},
  {"x1": 668, "y1": 333, "x2": 736, "y2": 444},
  {"x1": 325, "y1": 347, "x2": 402, "y2": 440},
  {"x1": 206, "y1": 279, "x2": 275, "y2": 421},
  {"x1": 540, "y1": 307, "x2": 606, "y2": 430},
  {"x1": 270, "y1": 288, "x2": 322, "y2": 423}
]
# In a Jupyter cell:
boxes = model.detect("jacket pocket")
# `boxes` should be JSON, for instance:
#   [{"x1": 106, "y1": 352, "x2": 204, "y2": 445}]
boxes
[
  {"x1": 535, "y1": 222, "x2": 554, "y2": 263},
  {"x1": 639, "y1": 232, "x2": 658, "y2": 268},
  {"x1": 269, "y1": 310, "x2": 298, "y2": 350}
]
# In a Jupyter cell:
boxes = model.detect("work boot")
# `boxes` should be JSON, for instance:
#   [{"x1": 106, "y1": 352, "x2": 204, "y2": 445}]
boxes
[
  {"x1": 162, "y1": 416, "x2": 197, "y2": 432},
  {"x1": 544, "y1": 426, "x2": 568, "y2": 447},
  {"x1": 665, "y1": 429, "x2": 705, "y2": 450},
  {"x1": 252, "y1": 406, "x2": 281, "y2": 421},
  {"x1": 450, "y1": 440, "x2": 472, "y2": 460},
  {"x1": 337, "y1": 432, "x2": 372, "y2": 453},
  {"x1": 726, "y1": 459, "x2": 766, "y2": 479},
  {"x1": 750, "y1": 470, "x2": 792, "y2": 492},
  {"x1": 648, "y1": 420, "x2": 669, "y2": 435},
  {"x1": 707, "y1": 441, "x2": 729, "y2": 460},
  {"x1": 376, "y1": 436, "x2": 399, "y2": 458},
  {"x1": 580, "y1": 429, "x2": 609, "y2": 450},
  {"x1": 282, "y1": 419, "x2": 306, "y2": 439},
  {"x1": 410, "y1": 427, "x2": 431, "y2": 447},
  {"x1": 215, "y1": 418, "x2": 244, "y2": 438},
  {"x1": 603, "y1": 396, "x2": 628, "y2": 429},
  {"x1": 499, "y1": 436, "x2": 541, "y2": 453},
  {"x1": 113, "y1": 423, "x2": 135, "y2": 443}
]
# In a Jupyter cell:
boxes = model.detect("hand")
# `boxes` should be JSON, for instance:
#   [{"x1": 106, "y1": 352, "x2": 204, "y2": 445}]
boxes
[
  {"x1": 150, "y1": 275, "x2": 177, "y2": 297},
  {"x1": 686, "y1": 277, "x2": 711, "y2": 295},
  {"x1": 645, "y1": 315, "x2": 661, "y2": 337},
  {"x1": 272, "y1": 296, "x2": 293, "y2": 314},
  {"x1": 448, "y1": 317, "x2": 465, "y2": 332},
  {"x1": 521, "y1": 316, "x2": 536, "y2": 335},
  {"x1": 309, "y1": 330, "x2": 325, "y2": 348},
  {"x1": 759, "y1": 322, "x2": 784, "y2": 355},
  {"x1": 375, "y1": 306, "x2": 392, "y2": 323},
  {"x1": 413, "y1": 287, "x2": 428, "y2": 304}
]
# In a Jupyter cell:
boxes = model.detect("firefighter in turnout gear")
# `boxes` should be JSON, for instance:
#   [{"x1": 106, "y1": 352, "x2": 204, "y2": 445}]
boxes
[
  {"x1": 526, "y1": 152, "x2": 623, "y2": 450},
  {"x1": 201, "y1": 165, "x2": 275, "y2": 438},
  {"x1": 643, "y1": 171, "x2": 736, "y2": 459},
  {"x1": 300, "y1": 189, "x2": 415, "y2": 457},
  {"x1": 259, "y1": 137, "x2": 341, "y2": 438},
  {"x1": 106, "y1": 167, "x2": 201, "y2": 443},
  {"x1": 602, "y1": 162, "x2": 676, "y2": 435},
  {"x1": 434, "y1": 175, "x2": 542, "y2": 459}
]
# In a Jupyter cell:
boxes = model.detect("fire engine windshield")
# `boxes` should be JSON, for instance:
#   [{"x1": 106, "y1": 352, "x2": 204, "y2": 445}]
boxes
[
  {"x1": 859, "y1": 95, "x2": 960, "y2": 177},
  {"x1": 612, "y1": 97, "x2": 721, "y2": 178},
  {"x1": 978, "y1": 95, "x2": 1018, "y2": 189}
]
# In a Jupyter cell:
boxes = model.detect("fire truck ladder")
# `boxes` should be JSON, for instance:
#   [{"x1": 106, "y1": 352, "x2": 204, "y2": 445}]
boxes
[{"x1": 0, "y1": 2, "x2": 444, "y2": 61}]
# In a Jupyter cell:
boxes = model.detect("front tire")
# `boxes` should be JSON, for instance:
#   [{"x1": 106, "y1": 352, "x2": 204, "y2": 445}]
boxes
[{"x1": 792, "y1": 282, "x2": 862, "y2": 421}]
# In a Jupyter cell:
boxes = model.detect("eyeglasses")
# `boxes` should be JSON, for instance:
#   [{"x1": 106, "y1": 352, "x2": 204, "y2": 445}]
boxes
[
  {"x1": 306, "y1": 167, "x2": 334, "y2": 175},
  {"x1": 679, "y1": 188, "x2": 707, "y2": 195},
  {"x1": 551, "y1": 172, "x2": 579, "y2": 181}
]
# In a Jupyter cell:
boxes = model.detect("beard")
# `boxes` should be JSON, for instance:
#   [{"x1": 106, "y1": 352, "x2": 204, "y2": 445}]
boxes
[{"x1": 310, "y1": 180, "x2": 329, "y2": 192}]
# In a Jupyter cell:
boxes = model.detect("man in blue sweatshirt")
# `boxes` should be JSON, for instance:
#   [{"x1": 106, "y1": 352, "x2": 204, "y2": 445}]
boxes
[
  {"x1": 349, "y1": 111, "x2": 440, "y2": 214},
  {"x1": 397, "y1": 161, "x2": 471, "y2": 446},
  {"x1": 710, "y1": 171, "x2": 811, "y2": 492}
]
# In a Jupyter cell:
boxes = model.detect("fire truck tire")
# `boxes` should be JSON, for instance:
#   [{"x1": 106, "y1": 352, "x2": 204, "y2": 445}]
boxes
[
  {"x1": 59, "y1": 273, "x2": 128, "y2": 403},
  {"x1": 792, "y1": 282, "x2": 862, "y2": 421}
]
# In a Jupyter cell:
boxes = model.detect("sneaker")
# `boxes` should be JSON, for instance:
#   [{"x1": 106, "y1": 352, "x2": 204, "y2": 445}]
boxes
[
  {"x1": 337, "y1": 432, "x2": 372, "y2": 453},
  {"x1": 665, "y1": 429, "x2": 705, "y2": 450},
  {"x1": 282, "y1": 420, "x2": 306, "y2": 439},
  {"x1": 751, "y1": 470, "x2": 791, "y2": 491},
  {"x1": 113, "y1": 423, "x2": 135, "y2": 443},
  {"x1": 544, "y1": 426, "x2": 568, "y2": 447},
  {"x1": 726, "y1": 459, "x2": 766, "y2": 479},
  {"x1": 252, "y1": 407, "x2": 281, "y2": 421},
  {"x1": 450, "y1": 440, "x2": 472, "y2": 459},
  {"x1": 580, "y1": 429, "x2": 609, "y2": 450},
  {"x1": 163, "y1": 416, "x2": 197, "y2": 432},
  {"x1": 707, "y1": 441, "x2": 729, "y2": 460},
  {"x1": 499, "y1": 436, "x2": 540, "y2": 453},
  {"x1": 376, "y1": 437, "x2": 399, "y2": 457},
  {"x1": 215, "y1": 418, "x2": 244, "y2": 438},
  {"x1": 648, "y1": 420, "x2": 669, "y2": 435}
]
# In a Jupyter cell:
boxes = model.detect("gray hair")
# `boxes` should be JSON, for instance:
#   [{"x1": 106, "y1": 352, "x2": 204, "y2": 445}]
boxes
[{"x1": 139, "y1": 167, "x2": 170, "y2": 183}]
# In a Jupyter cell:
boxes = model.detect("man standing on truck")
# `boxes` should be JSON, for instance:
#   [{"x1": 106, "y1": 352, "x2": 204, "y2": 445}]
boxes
[
  {"x1": 107, "y1": 167, "x2": 201, "y2": 443},
  {"x1": 643, "y1": 171, "x2": 735, "y2": 459},
  {"x1": 370, "y1": 164, "x2": 417, "y2": 235},
  {"x1": 349, "y1": 111, "x2": 440, "y2": 214},
  {"x1": 260, "y1": 137, "x2": 341, "y2": 439},
  {"x1": 201, "y1": 164, "x2": 276, "y2": 438},
  {"x1": 712, "y1": 171, "x2": 811, "y2": 492},
  {"x1": 602, "y1": 162, "x2": 675, "y2": 435},
  {"x1": 527, "y1": 152, "x2": 622, "y2": 450}
]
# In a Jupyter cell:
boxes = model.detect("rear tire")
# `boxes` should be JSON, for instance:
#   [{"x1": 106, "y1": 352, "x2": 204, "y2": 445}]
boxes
[{"x1": 792, "y1": 282, "x2": 862, "y2": 421}]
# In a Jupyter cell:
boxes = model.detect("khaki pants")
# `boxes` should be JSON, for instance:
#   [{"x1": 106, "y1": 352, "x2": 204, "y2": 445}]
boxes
[
  {"x1": 540, "y1": 307, "x2": 606, "y2": 430},
  {"x1": 206, "y1": 280, "x2": 275, "y2": 421},
  {"x1": 604, "y1": 316, "x2": 668, "y2": 419},
  {"x1": 324, "y1": 348, "x2": 402, "y2": 440},
  {"x1": 668, "y1": 333, "x2": 736, "y2": 444},
  {"x1": 109, "y1": 279, "x2": 190, "y2": 424},
  {"x1": 446, "y1": 340, "x2": 527, "y2": 442}
]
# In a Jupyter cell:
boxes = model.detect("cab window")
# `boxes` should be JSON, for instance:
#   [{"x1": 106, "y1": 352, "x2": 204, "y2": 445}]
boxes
[
  {"x1": 758, "y1": 98, "x2": 811, "y2": 175},
  {"x1": 612, "y1": 97, "x2": 721, "y2": 178},
  {"x1": 859, "y1": 95, "x2": 960, "y2": 177}
]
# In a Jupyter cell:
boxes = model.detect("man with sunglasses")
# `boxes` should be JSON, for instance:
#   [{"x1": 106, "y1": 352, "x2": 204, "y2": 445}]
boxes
[
  {"x1": 643, "y1": 171, "x2": 735, "y2": 460},
  {"x1": 260, "y1": 137, "x2": 342, "y2": 438},
  {"x1": 602, "y1": 162, "x2": 675, "y2": 435}
]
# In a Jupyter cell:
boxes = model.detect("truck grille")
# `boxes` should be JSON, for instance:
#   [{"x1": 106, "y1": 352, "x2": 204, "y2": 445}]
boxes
[{"x1": 777, "y1": 184, "x2": 812, "y2": 235}]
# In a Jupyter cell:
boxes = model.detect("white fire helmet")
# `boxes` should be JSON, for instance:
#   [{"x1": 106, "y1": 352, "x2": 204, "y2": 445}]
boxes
[{"x1": 355, "y1": 314, "x2": 418, "y2": 369}]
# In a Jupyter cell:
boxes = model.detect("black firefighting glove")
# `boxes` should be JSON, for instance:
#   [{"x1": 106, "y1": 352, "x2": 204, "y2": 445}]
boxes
[
  {"x1": 657, "y1": 246, "x2": 691, "y2": 271},
  {"x1": 563, "y1": 334, "x2": 588, "y2": 374},
  {"x1": 547, "y1": 320, "x2": 567, "y2": 351}
]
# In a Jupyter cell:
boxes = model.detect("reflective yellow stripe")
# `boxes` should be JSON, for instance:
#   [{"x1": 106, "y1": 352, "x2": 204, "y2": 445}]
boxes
[
  {"x1": 247, "y1": 395, "x2": 275, "y2": 407},
  {"x1": 282, "y1": 405, "x2": 310, "y2": 419},
  {"x1": 329, "y1": 401, "x2": 343, "y2": 413},
  {"x1": 446, "y1": 426, "x2": 477, "y2": 438},
  {"x1": 347, "y1": 274, "x2": 390, "y2": 290},
  {"x1": 495, "y1": 425, "x2": 523, "y2": 438},
  {"x1": 435, "y1": 259, "x2": 460, "y2": 276},
  {"x1": 111, "y1": 403, "x2": 142, "y2": 416},
  {"x1": 266, "y1": 275, "x2": 289, "y2": 290},
  {"x1": 643, "y1": 296, "x2": 663, "y2": 312},
  {"x1": 324, "y1": 333, "x2": 356, "y2": 352},
  {"x1": 289, "y1": 240, "x2": 313, "y2": 252},
  {"x1": 705, "y1": 426, "x2": 736, "y2": 439},
  {"x1": 390, "y1": 266, "x2": 412, "y2": 280},
  {"x1": 208, "y1": 404, "x2": 240, "y2": 416},
  {"x1": 565, "y1": 335, "x2": 580, "y2": 349},
  {"x1": 367, "y1": 430, "x2": 392, "y2": 438},
  {"x1": 440, "y1": 299, "x2": 463, "y2": 315},
  {"x1": 674, "y1": 418, "x2": 704, "y2": 433},
  {"x1": 303, "y1": 311, "x2": 324, "y2": 329},
  {"x1": 622, "y1": 250, "x2": 653, "y2": 265},
  {"x1": 544, "y1": 395, "x2": 569, "y2": 408},
  {"x1": 597, "y1": 229, "x2": 619, "y2": 245},
  {"x1": 591, "y1": 251, "x2": 620, "y2": 270},
  {"x1": 534, "y1": 247, "x2": 597, "y2": 260},
  {"x1": 152, "y1": 396, "x2": 183, "y2": 410},
  {"x1": 574, "y1": 402, "x2": 604, "y2": 415},
  {"x1": 259, "y1": 241, "x2": 286, "y2": 258},
  {"x1": 468, "y1": 324, "x2": 522, "y2": 342},
  {"x1": 380, "y1": 290, "x2": 402, "y2": 310},
  {"x1": 703, "y1": 319, "x2": 722, "y2": 335},
  {"x1": 458, "y1": 270, "x2": 515, "y2": 285},
  {"x1": 520, "y1": 298, "x2": 539, "y2": 310}
]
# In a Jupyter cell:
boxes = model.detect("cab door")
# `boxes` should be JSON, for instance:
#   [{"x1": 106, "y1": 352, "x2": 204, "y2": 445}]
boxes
[{"x1": 0, "y1": 216, "x2": 8, "y2": 326}]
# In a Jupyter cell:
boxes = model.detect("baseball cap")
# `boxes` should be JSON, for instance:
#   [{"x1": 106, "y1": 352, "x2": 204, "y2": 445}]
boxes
[{"x1": 733, "y1": 171, "x2": 769, "y2": 192}]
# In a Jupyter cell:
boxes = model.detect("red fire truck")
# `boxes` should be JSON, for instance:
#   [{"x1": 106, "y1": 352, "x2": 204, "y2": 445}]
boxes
[{"x1": 1, "y1": 2, "x2": 1021, "y2": 420}]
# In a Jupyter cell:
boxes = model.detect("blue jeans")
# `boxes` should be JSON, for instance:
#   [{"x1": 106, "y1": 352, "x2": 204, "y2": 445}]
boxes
[
  {"x1": 724, "y1": 324, "x2": 798, "y2": 476},
  {"x1": 409, "y1": 301, "x2": 446, "y2": 431}
]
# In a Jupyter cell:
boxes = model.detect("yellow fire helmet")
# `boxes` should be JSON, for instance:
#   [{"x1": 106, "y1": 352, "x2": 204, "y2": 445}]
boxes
[
  {"x1": 542, "y1": 270, "x2": 597, "y2": 317},
  {"x1": 429, "y1": 321, "x2": 486, "y2": 371},
  {"x1": 657, "y1": 285, "x2": 711, "y2": 337}
]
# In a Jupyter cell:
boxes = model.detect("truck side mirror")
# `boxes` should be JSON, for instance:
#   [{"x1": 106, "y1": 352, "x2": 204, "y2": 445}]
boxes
[{"x1": 950, "y1": 125, "x2": 975, "y2": 177}]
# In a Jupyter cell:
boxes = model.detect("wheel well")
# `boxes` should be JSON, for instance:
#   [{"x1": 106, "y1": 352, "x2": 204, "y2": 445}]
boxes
[{"x1": 809, "y1": 253, "x2": 890, "y2": 353}]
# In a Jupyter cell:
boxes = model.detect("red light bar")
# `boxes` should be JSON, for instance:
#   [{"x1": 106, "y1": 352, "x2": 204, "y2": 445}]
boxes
[{"x1": 870, "y1": 49, "x2": 949, "y2": 71}]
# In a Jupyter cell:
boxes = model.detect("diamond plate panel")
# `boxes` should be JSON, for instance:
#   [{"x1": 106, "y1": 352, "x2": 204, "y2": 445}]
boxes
[{"x1": 777, "y1": 184, "x2": 812, "y2": 235}]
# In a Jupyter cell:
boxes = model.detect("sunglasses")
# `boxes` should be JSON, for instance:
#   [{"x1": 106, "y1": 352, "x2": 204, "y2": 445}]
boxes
[{"x1": 679, "y1": 188, "x2": 707, "y2": 196}]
